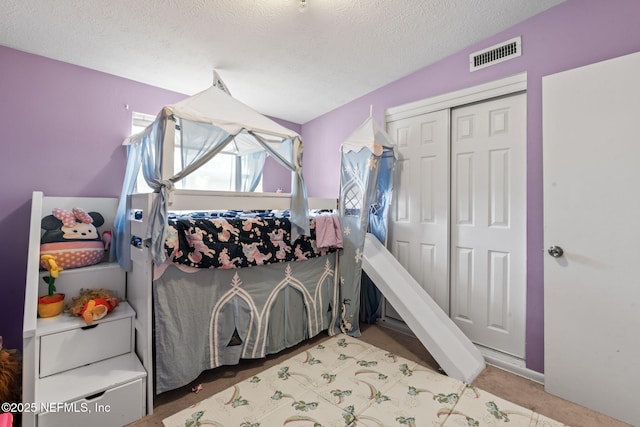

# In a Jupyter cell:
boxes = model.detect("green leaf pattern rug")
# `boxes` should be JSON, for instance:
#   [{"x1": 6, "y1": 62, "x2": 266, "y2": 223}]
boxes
[{"x1": 163, "y1": 335, "x2": 566, "y2": 427}]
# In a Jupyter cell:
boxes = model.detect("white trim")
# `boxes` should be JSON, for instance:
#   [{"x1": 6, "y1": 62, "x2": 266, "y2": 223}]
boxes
[
  {"x1": 476, "y1": 345, "x2": 544, "y2": 384},
  {"x1": 131, "y1": 111, "x2": 156, "y2": 128},
  {"x1": 377, "y1": 316, "x2": 413, "y2": 335},
  {"x1": 385, "y1": 72, "x2": 527, "y2": 122},
  {"x1": 376, "y1": 319, "x2": 544, "y2": 384}
]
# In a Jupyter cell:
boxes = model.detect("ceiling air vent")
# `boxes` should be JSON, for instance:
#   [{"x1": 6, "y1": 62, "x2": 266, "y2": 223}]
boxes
[{"x1": 470, "y1": 36, "x2": 521, "y2": 72}]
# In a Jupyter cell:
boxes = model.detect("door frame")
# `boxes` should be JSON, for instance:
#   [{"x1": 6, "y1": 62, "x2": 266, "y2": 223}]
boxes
[
  {"x1": 382, "y1": 73, "x2": 540, "y2": 382},
  {"x1": 385, "y1": 73, "x2": 527, "y2": 122}
]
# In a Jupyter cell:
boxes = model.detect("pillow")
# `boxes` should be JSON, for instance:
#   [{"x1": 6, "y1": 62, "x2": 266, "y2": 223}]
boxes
[{"x1": 40, "y1": 207, "x2": 106, "y2": 270}]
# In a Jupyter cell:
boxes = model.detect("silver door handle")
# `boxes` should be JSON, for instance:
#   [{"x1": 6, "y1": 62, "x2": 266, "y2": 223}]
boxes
[{"x1": 547, "y1": 246, "x2": 564, "y2": 258}]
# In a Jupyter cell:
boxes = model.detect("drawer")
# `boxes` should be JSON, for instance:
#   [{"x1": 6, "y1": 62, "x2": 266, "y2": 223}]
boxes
[
  {"x1": 37, "y1": 378, "x2": 144, "y2": 427},
  {"x1": 40, "y1": 317, "x2": 131, "y2": 377}
]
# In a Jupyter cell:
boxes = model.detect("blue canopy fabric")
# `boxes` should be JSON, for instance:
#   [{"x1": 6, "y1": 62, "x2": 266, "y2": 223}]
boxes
[
  {"x1": 332, "y1": 117, "x2": 395, "y2": 336},
  {"x1": 361, "y1": 149, "x2": 394, "y2": 324},
  {"x1": 113, "y1": 85, "x2": 309, "y2": 271}
]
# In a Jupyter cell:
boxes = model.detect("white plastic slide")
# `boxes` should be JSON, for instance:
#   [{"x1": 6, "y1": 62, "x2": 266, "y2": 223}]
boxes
[{"x1": 362, "y1": 233, "x2": 486, "y2": 384}]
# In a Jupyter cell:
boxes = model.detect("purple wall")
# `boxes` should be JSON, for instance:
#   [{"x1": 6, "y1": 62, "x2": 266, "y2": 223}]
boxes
[
  {"x1": 0, "y1": 46, "x2": 186, "y2": 349},
  {"x1": 3, "y1": 0, "x2": 639, "y2": 374},
  {"x1": 301, "y1": 0, "x2": 640, "y2": 373},
  {"x1": 0, "y1": 46, "x2": 296, "y2": 350},
  {"x1": 262, "y1": 119, "x2": 301, "y2": 194}
]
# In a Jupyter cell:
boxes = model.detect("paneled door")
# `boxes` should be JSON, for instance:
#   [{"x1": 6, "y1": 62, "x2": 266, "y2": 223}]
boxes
[
  {"x1": 543, "y1": 52, "x2": 640, "y2": 426},
  {"x1": 387, "y1": 109, "x2": 451, "y2": 315},
  {"x1": 386, "y1": 92, "x2": 526, "y2": 358},
  {"x1": 450, "y1": 93, "x2": 527, "y2": 358}
]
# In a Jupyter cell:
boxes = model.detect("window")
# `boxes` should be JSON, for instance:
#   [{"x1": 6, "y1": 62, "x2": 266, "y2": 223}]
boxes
[
  {"x1": 176, "y1": 150, "x2": 236, "y2": 191},
  {"x1": 130, "y1": 112, "x2": 263, "y2": 192}
]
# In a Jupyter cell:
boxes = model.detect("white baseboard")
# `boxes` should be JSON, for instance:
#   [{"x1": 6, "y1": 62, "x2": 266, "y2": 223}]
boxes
[
  {"x1": 377, "y1": 317, "x2": 413, "y2": 335},
  {"x1": 376, "y1": 317, "x2": 545, "y2": 384},
  {"x1": 476, "y1": 345, "x2": 544, "y2": 384}
]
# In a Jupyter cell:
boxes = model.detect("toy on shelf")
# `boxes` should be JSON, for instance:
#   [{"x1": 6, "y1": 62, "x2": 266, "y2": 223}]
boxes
[
  {"x1": 66, "y1": 288, "x2": 120, "y2": 325},
  {"x1": 37, "y1": 254, "x2": 65, "y2": 318},
  {"x1": 40, "y1": 207, "x2": 108, "y2": 270}
]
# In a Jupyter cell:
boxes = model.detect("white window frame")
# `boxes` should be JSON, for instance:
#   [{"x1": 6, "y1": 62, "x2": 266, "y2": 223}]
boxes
[{"x1": 130, "y1": 112, "x2": 262, "y2": 193}]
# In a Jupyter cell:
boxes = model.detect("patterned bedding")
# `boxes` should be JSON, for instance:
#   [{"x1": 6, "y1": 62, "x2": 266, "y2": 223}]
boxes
[{"x1": 164, "y1": 210, "x2": 337, "y2": 269}]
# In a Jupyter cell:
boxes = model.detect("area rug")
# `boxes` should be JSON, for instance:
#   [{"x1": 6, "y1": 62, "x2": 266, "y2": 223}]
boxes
[{"x1": 163, "y1": 335, "x2": 566, "y2": 427}]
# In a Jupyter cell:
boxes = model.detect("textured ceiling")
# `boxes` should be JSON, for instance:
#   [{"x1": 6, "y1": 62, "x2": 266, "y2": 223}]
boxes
[{"x1": 0, "y1": 0, "x2": 563, "y2": 124}]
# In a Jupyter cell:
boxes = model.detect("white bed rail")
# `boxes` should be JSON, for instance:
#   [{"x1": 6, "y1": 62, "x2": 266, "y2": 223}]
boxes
[
  {"x1": 129, "y1": 190, "x2": 337, "y2": 242},
  {"x1": 133, "y1": 190, "x2": 336, "y2": 211}
]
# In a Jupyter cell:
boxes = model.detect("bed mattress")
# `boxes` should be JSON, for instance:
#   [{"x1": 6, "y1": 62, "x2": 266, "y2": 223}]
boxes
[{"x1": 164, "y1": 210, "x2": 338, "y2": 270}]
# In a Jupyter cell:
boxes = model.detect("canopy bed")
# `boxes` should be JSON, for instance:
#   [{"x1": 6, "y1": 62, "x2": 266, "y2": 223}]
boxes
[{"x1": 113, "y1": 80, "x2": 341, "y2": 411}]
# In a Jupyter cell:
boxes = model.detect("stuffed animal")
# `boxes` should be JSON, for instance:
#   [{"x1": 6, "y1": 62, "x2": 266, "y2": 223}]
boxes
[
  {"x1": 80, "y1": 298, "x2": 119, "y2": 324},
  {"x1": 40, "y1": 207, "x2": 107, "y2": 270},
  {"x1": 0, "y1": 336, "x2": 21, "y2": 406},
  {"x1": 66, "y1": 288, "x2": 120, "y2": 325}
]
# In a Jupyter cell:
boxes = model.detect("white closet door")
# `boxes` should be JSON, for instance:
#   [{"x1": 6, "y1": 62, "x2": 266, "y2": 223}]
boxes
[
  {"x1": 387, "y1": 109, "x2": 451, "y2": 314},
  {"x1": 450, "y1": 93, "x2": 527, "y2": 358},
  {"x1": 543, "y1": 52, "x2": 640, "y2": 426}
]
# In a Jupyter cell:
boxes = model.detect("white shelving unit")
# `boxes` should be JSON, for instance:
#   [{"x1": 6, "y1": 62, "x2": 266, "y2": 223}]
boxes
[{"x1": 22, "y1": 192, "x2": 147, "y2": 427}]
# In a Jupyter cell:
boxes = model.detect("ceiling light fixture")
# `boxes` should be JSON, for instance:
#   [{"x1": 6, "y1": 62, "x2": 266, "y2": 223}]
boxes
[{"x1": 298, "y1": 0, "x2": 308, "y2": 12}]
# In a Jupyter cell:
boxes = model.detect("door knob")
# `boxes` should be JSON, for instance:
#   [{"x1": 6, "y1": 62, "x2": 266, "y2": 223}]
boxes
[{"x1": 547, "y1": 245, "x2": 564, "y2": 258}]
